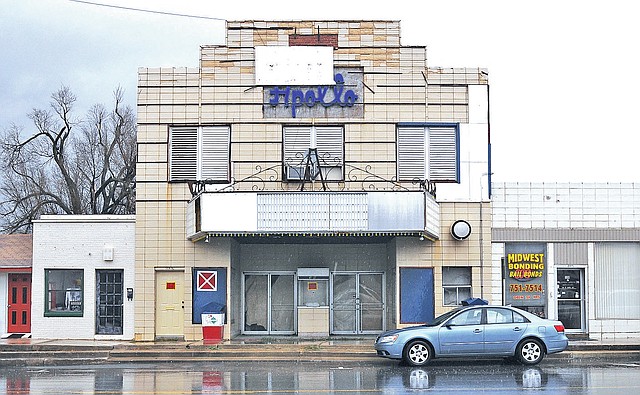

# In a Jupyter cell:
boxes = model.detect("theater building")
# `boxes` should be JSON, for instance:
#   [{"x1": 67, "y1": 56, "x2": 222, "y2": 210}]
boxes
[
  {"x1": 492, "y1": 182, "x2": 640, "y2": 340},
  {"x1": 135, "y1": 20, "x2": 491, "y2": 341}
]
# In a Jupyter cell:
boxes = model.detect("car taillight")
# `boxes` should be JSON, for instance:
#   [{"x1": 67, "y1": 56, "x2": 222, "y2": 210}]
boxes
[{"x1": 554, "y1": 324, "x2": 565, "y2": 333}]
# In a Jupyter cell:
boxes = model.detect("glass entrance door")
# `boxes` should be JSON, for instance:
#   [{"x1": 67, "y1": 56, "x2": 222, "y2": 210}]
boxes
[
  {"x1": 243, "y1": 272, "x2": 295, "y2": 335},
  {"x1": 96, "y1": 270, "x2": 123, "y2": 335},
  {"x1": 331, "y1": 272, "x2": 384, "y2": 334},
  {"x1": 557, "y1": 268, "x2": 586, "y2": 332}
]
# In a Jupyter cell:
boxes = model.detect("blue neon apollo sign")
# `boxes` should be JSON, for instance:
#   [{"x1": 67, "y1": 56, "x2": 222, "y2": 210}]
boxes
[{"x1": 268, "y1": 73, "x2": 359, "y2": 118}]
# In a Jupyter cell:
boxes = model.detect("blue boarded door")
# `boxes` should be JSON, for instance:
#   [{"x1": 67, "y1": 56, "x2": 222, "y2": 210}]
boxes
[
  {"x1": 400, "y1": 267, "x2": 434, "y2": 324},
  {"x1": 192, "y1": 268, "x2": 227, "y2": 324}
]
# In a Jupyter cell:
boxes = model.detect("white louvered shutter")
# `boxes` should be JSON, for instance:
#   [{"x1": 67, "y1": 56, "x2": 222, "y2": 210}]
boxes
[
  {"x1": 428, "y1": 126, "x2": 458, "y2": 181},
  {"x1": 201, "y1": 126, "x2": 230, "y2": 181},
  {"x1": 316, "y1": 126, "x2": 343, "y2": 165},
  {"x1": 397, "y1": 126, "x2": 426, "y2": 181},
  {"x1": 283, "y1": 127, "x2": 311, "y2": 166},
  {"x1": 170, "y1": 128, "x2": 198, "y2": 181}
]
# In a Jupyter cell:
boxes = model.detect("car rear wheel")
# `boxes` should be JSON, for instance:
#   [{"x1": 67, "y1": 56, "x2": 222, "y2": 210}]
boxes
[
  {"x1": 516, "y1": 339, "x2": 545, "y2": 365},
  {"x1": 403, "y1": 340, "x2": 432, "y2": 366}
]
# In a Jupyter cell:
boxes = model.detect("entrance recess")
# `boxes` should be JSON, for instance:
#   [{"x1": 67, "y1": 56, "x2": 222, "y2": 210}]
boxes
[
  {"x1": 7, "y1": 274, "x2": 31, "y2": 333},
  {"x1": 331, "y1": 272, "x2": 385, "y2": 334},
  {"x1": 243, "y1": 272, "x2": 295, "y2": 334},
  {"x1": 557, "y1": 268, "x2": 586, "y2": 332}
]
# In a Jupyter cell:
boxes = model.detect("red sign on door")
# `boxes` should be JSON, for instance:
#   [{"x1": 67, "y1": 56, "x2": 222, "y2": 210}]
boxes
[{"x1": 197, "y1": 271, "x2": 217, "y2": 292}]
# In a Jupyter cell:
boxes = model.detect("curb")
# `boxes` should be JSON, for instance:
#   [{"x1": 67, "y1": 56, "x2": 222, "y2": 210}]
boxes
[{"x1": 2, "y1": 340, "x2": 640, "y2": 367}]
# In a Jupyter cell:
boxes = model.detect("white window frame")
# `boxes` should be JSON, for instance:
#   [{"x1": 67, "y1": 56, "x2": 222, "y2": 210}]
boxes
[
  {"x1": 169, "y1": 126, "x2": 230, "y2": 182},
  {"x1": 397, "y1": 124, "x2": 459, "y2": 182},
  {"x1": 442, "y1": 266, "x2": 472, "y2": 306},
  {"x1": 595, "y1": 243, "x2": 640, "y2": 319}
]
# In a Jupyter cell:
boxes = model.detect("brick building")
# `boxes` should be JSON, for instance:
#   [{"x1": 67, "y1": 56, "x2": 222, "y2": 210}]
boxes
[
  {"x1": 30, "y1": 215, "x2": 135, "y2": 339},
  {"x1": 492, "y1": 182, "x2": 640, "y2": 340}
]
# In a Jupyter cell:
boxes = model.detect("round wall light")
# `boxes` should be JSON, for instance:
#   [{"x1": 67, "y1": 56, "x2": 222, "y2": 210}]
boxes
[{"x1": 451, "y1": 220, "x2": 472, "y2": 240}]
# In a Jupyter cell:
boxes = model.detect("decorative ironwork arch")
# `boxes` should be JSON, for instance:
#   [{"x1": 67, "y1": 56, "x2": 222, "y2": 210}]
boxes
[{"x1": 188, "y1": 151, "x2": 437, "y2": 199}]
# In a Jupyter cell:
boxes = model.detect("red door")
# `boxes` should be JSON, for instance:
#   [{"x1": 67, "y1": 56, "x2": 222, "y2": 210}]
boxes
[{"x1": 8, "y1": 274, "x2": 31, "y2": 333}]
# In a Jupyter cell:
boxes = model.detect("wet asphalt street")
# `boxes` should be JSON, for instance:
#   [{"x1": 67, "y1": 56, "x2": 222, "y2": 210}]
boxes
[{"x1": 1, "y1": 357, "x2": 640, "y2": 394}]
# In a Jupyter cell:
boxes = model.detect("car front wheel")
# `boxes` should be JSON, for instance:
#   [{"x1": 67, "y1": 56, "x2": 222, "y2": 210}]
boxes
[
  {"x1": 403, "y1": 340, "x2": 432, "y2": 366},
  {"x1": 517, "y1": 339, "x2": 545, "y2": 365}
]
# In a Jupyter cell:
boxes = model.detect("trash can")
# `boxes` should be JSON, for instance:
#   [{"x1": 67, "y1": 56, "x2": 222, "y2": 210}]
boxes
[{"x1": 201, "y1": 313, "x2": 224, "y2": 344}]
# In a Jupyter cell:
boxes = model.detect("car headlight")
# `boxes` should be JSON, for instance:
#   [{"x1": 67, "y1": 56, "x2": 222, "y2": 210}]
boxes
[{"x1": 378, "y1": 334, "x2": 399, "y2": 344}]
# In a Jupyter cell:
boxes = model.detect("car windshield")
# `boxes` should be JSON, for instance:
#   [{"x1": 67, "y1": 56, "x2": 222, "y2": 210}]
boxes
[{"x1": 424, "y1": 307, "x2": 465, "y2": 326}]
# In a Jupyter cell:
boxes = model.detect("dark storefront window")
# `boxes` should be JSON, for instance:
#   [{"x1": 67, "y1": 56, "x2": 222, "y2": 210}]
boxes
[{"x1": 45, "y1": 269, "x2": 83, "y2": 316}]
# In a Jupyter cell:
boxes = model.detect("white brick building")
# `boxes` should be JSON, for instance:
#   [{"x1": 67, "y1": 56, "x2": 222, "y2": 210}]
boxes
[
  {"x1": 492, "y1": 182, "x2": 640, "y2": 340},
  {"x1": 31, "y1": 215, "x2": 135, "y2": 339}
]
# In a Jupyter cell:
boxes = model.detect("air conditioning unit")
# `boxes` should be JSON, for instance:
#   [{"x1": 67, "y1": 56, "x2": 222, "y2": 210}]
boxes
[{"x1": 285, "y1": 166, "x2": 306, "y2": 181}]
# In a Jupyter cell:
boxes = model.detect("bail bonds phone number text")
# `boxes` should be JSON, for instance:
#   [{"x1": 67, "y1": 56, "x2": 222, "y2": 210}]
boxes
[{"x1": 509, "y1": 284, "x2": 544, "y2": 293}]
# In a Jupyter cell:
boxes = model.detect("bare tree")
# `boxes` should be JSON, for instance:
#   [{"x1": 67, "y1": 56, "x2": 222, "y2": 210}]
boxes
[{"x1": 0, "y1": 86, "x2": 136, "y2": 233}]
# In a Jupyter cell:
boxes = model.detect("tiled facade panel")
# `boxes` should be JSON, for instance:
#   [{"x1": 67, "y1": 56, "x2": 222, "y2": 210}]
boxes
[
  {"x1": 135, "y1": 163, "x2": 167, "y2": 183},
  {"x1": 136, "y1": 124, "x2": 168, "y2": 143},
  {"x1": 137, "y1": 142, "x2": 167, "y2": 163},
  {"x1": 395, "y1": 202, "x2": 492, "y2": 321},
  {"x1": 493, "y1": 182, "x2": 640, "y2": 228},
  {"x1": 136, "y1": 23, "x2": 488, "y2": 191}
]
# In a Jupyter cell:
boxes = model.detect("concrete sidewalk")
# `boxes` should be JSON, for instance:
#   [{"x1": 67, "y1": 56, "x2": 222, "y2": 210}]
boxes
[{"x1": 1, "y1": 336, "x2": 640, "y2": 367}]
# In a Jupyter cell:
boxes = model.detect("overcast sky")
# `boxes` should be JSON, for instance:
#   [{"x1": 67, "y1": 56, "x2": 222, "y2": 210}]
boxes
[{"x1": 1, "y1": 0, "x2": 638, "y2": 183}]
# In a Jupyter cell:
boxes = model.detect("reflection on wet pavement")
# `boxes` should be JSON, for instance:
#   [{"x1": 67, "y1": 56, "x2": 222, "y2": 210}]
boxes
[{"x1": 1, "y1": 359, "x2": 640, "y2": 394}]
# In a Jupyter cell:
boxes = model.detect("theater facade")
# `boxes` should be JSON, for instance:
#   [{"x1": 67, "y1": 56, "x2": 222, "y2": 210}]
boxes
[{"x1": 135, "y1": 20, "x2": 491, "y2": 341}]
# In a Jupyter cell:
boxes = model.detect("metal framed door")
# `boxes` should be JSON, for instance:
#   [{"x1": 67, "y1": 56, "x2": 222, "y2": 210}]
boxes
[
  {"x1": 243, "y1": 272, "x2": 295, "y2": 335},
  {"x1": 557, "y1": 268, "x2": 586, "y2": 332},
  {"x1": 7, "y1": 274, "x2": 31, "y2": 333},
  {"x1": 96, "y1": 270, "x2": 123, "y2": 335},
  {"x1": 331, "y1": 272, "x2": 385, "y2": 334}
]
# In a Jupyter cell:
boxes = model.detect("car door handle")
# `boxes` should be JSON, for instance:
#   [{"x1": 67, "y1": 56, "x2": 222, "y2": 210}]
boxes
[
  {"x1": 513, "y1": 327, "x2": 522, "y2": 331},
  {"x1": 473, "y1": 329, "x2": 482, "y2": 333}
]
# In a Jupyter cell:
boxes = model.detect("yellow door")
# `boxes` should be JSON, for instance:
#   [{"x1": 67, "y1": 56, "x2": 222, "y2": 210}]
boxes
[{"x1": 155, "y1": 271, "x2": 184, "y2": 338}]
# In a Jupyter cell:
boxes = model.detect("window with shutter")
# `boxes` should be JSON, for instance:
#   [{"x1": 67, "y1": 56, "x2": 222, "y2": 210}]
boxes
[
  {"x1": 170, "y1": 128, "x2": 198, "y2": 181},
  {"x1": 283, "y1": 127, "x2": 311, "y2": 166},
  {"x1": 169, "y1": 126, "x2": 231, "y2": 182},
  {"x1": 201, "y1": 126, "x2": 230, "y2": 181},
  {"x1": 316, "y1": 126, "x2": 343, "y2": 165},
  {"x1": 283, "y1": 126, "x2": 343, "y2": 181},
  {"x1": 428, "y1": 126, "x2": 458, "y2": 181},
  {"x1": 397, "y1": 127, "x2": 426, "y2": 181},
  {"x1": 397, "y1": 124, "x2": 459, "y2": 182}
]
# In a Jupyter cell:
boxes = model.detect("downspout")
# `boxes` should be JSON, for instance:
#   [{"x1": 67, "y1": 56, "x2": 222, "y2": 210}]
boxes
[{"x1": 480, "y1": 83, "x2": 491, "y2": 300}]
